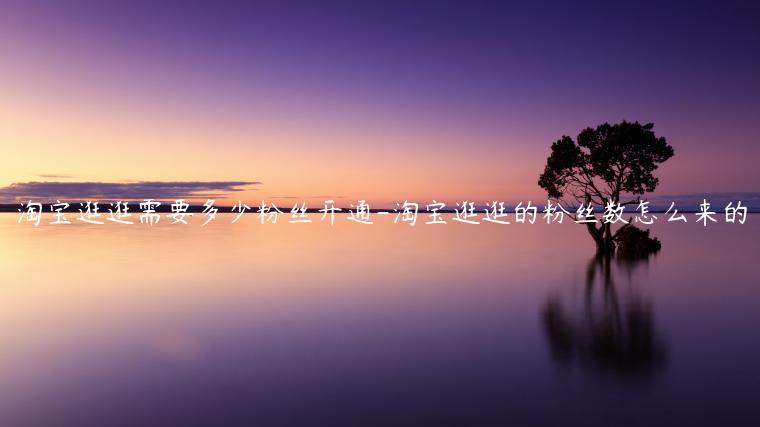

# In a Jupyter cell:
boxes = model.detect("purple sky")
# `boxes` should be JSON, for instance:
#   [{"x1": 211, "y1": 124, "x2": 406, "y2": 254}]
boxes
[{"x1": 1, "y1": 1, "x2": 758, "y2": 203}]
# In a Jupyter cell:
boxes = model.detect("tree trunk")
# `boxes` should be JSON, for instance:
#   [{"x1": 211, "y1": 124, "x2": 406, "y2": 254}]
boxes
[
  {"x1": 602, "y1": 222, "x2": 615, "y2": 252},
  {"x1": 586, "y1": 222, "x2": 615, "y2": 254}
]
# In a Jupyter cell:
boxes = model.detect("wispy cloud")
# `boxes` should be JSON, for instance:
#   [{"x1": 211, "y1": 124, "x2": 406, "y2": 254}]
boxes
[
  {"x1": 36, "y1": 173, "x2": 78, "y2": 179},
  {"x1": 0, "y1": 181, "x2": 260, "y2": 202}
]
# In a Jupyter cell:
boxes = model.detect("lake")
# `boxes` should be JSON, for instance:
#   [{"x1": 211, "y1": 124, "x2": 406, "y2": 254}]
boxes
[{"x1": 0, "y1": 213, "x2": 758, "y2": 426}]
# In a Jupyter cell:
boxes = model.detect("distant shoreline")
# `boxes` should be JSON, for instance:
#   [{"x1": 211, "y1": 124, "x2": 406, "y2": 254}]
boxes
[{"x1": 2, "y1": 204, "x2": 757, "y2": 214}]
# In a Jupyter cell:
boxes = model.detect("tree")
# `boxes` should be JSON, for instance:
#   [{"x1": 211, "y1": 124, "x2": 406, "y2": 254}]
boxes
[{"x1": 538, "y1": 121, "x2": 674, "y2": 252}]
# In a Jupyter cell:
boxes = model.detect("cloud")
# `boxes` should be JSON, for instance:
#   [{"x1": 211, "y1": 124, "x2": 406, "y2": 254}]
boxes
[
  {"x1": 37, "y1": 173, "x2": 78, "y2": 179},
  {"x1": 0, "y1": 181, "x2": 260, "y2": 202}
]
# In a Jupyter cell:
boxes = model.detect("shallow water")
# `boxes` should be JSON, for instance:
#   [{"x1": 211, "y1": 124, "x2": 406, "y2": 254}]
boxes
[{"x1": 1, "y1": 213, "x2": 758, "y2": 426}]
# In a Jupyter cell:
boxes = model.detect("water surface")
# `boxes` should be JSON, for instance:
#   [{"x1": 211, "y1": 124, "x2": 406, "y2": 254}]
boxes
[{"x1": 1, "y1": 214, "x2": 758, "y2": 425}]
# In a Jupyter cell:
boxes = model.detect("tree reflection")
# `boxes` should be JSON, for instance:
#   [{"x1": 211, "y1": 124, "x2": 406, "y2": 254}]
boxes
[{"x1": 542, "y1": 253, "x2": 666, "y2": 378}]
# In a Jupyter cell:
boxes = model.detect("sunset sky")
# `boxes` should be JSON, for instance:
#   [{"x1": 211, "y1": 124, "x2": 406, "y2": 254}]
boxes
[{"x1": 1, "y1": 1, "x2": 758, "y2": 206}]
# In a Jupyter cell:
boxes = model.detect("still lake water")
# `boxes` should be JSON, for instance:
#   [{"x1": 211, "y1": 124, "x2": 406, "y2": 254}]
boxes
[{"x1": 0, "y1": 213, "x2": 758, "y2": 426}]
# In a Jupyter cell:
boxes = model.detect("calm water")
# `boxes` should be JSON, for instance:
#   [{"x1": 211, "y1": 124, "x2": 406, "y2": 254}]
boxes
[{"x1": 1, "y1": 214, "x2": 758, "y2": 426}]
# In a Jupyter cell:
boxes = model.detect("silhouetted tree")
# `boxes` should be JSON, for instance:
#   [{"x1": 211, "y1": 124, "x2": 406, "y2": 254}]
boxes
[{"x1": 538, "y1": 121, "x2": 673, "y2": 252}]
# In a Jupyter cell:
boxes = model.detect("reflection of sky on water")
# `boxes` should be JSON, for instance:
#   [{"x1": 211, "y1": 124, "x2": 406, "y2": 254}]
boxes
[{"x1": 0, "y1": 215, "x2": 758, "y2": 425}]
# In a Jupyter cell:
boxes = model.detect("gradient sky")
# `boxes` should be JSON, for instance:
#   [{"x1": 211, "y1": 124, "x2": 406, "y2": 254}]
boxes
[{"x1": 1, "y1": 1, "x2": 758, "y2": 206}]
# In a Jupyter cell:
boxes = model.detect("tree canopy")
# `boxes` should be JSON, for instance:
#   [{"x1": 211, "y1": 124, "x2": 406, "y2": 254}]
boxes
[{"x1": 538, "y1": 121, "x2": 674, "y2": 252}]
